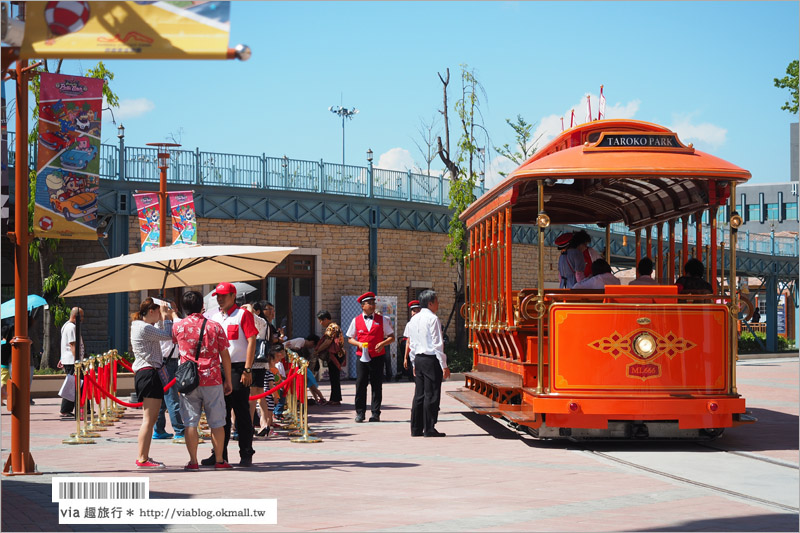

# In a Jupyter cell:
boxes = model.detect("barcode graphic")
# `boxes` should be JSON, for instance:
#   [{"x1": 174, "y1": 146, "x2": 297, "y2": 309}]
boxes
[{"x1": 53, "y1": 478, "x2": 149, "y2": 501}]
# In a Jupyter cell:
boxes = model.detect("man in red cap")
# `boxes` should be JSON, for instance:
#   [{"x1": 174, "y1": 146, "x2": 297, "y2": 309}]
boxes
[
  {"x1": 346, "y1": 292, "x2": 395, "y2": 423},
  {"x1": 201, "y1": 282, "x2": 258, "y2": 467},
  {"x1": 556, "y1": 232, "x2": 576, "y2": 288}
]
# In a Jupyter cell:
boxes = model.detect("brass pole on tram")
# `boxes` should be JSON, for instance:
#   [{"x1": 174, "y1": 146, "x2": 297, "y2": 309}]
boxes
[
  {"x1": 728, "y1": 182, "x2": 741, "y2": 395},
  {"x1": 535, "y1": 180, "x2": 547, "y2": 394},
  {"x1": 604, "y1": 226, "x2": 611, "y2": 263}
]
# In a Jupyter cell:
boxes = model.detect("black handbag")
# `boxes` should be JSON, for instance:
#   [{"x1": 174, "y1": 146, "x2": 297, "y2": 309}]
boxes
[
  {"x1": 175, "y1": 319, "x2": 206, "y2": 394},
  {"x1": 254, "y1": 339, "x2": 268, "y2": 363}
]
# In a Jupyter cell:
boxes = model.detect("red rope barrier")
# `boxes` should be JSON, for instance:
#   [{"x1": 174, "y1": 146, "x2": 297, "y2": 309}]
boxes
[
  {"x1": 248, "y1": 369, "x2": 299, "y2": 401},
  {"x1": 94, "y1": 365, "x2": 102, "y2": 404},
  {"x1": 80, "y1": 368, "x2": 89, "y2": 406},
  {"x1": 112, "y1": 360, "x2": 117, "y2": 391},
  {"x1": 116, "y1": 357, "x2": 134, "y2": 372},
  {"x1": 83, "y1": 372, "x2": 144, "y2": 408}
]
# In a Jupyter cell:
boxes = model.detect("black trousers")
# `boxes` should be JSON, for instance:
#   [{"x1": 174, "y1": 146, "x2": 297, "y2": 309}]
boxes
[
  {"x1": 410, "y1": 354, "x2": 443, "y2": 435},
  {"x1": 220, "y1": 363, "x2": 254, "y2": 462},
  {"x1": 328, "y1": 358, "x2": 343, "y2": 402},
  {"x1": 60, "y1": 364, "x2": 75, "y2": 415},
  {"x1": 355, "y1": 356, "x2": 383, "y2": 417}
]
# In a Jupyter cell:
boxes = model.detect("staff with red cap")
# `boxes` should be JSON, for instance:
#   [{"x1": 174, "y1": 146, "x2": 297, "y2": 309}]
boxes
[
  {"x1": 201, "y1": 282, "x2": 258, "y2": 468},
  {"x1": 346, "y1": 292, "x2": 395, "y2": 423},
  {"x1": 402, "y1": 300, "x2": 422, "y2": 378}
]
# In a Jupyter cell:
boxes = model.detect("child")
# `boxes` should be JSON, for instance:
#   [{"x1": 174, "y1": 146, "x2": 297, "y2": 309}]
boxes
[{"x1": 256, "y1": 348, "x2": 280, "y2": 438}]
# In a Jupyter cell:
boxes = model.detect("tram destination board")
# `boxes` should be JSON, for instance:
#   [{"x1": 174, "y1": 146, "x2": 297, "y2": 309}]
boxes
[{"x1": 587, "y1": 132, "x2": 693, "y2": 152}]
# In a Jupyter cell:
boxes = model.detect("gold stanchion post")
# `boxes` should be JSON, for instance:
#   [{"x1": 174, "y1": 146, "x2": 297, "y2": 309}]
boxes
[
  {"x1": 291, "y1": 358, "x2": 321, "y2": 443},
  {"x1": 64, "y1": 360, "x2": 96, "y2": 444}
]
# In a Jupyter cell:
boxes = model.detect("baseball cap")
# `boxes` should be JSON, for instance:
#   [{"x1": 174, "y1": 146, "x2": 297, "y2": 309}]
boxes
[{"x1": 212, "y1": 282, "x2": 236, "y2": 297}]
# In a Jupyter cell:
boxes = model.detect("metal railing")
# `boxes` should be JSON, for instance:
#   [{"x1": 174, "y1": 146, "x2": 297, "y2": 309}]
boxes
[{"x1": 5, "y1": 131, "x2": 797, "y2": 257}]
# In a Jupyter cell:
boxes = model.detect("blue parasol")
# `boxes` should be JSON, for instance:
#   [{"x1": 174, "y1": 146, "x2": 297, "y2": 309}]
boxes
[{"x1": 0, "y1": 295, "x2": 48, "y2": 320}]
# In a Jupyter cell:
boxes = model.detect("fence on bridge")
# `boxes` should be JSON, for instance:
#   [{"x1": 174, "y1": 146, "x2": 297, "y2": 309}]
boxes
[{"x1": 6, "y1": 131, "x2": 798, "y2": 258}]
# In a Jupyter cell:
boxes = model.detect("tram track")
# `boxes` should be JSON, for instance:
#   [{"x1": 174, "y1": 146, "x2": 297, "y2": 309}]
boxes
[{"x1": 579, "y1": 444, "x2": 799, "y2": 513}]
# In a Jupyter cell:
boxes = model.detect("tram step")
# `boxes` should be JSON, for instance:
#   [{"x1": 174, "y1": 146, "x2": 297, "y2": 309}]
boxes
[
  {"x1": 464, "y1": 371, "x2": 522, "y2": 389},
  {"x1": 502, "y1": 409, "x2": 538, "y2": 424},
  {"x1": 448, "y1": 389, "x2": 504, "y2": 417},
  {"x1": 733, "y1": 412, "x2": 758, "y2": 425}
]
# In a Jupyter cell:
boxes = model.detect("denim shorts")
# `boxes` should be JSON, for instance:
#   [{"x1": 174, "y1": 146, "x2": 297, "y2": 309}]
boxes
[{"x1": 179, "y1": 385, "x2": 226, "y2": 428}]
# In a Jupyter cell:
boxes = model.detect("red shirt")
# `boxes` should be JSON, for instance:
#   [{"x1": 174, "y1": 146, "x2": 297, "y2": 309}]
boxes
[{"x1": 172, "y1": 314, "x2": 229, "y2": 387}]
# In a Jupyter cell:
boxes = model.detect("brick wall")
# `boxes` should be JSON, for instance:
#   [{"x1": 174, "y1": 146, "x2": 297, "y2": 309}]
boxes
[{"x1": 51, "y1": 217, "x2": 561, "y2": 357}]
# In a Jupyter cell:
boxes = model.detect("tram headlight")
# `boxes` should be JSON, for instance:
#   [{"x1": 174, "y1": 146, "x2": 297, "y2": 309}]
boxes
[
  {"x1": 633, "y1": 333, "x2": 656, "y2": 359},
  {"x1": 729, "y1": 212, "x2": 743, "y2": 229},
  {"x1": 536, "y1": 212, "x2": 551, "y2": 228}
]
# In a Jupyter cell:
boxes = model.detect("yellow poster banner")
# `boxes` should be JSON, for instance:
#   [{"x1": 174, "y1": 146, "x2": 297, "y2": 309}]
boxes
[{"x1": 20, "y1": 1, "x2": 230, "y2": 60}]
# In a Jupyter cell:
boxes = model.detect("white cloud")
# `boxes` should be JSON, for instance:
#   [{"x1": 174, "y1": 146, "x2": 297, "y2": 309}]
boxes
[
  {"x1": 532, "y1": 93, "x2": 641, "y2": 148},
  {"x1": 113, "y1": 98, "x2": 156, "y2": 120},
  {"x1": 485, "y1": 155, "x2": 516, "y2": 189},
  {"x1": 668, "y1": 113, "x2": 727, "y2": 149},
  {"x1": 377, "y1": 147, "x2": 415, "y2": 172}
]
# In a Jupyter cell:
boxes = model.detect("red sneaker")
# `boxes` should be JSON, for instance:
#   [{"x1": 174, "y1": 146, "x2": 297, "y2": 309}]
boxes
[
  {"x1": 214, "y1": 461, "x2": 233, "y2": 470},
  {"x1": 136, "y1": 458, "x2": 166, "y2": 469},
  {"x1": 184, "y1": 462, "x2": 199, "y2": 471}
]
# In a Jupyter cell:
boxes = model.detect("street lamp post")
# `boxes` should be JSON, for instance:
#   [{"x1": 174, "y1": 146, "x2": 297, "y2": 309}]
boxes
[
  {"x1": 117, "y1": 124, "x2": 125, "y2": 181},
  {"x1": 328, "y1": 105, "x2": 359, "y2": 168},
  {"x1": 146, "y1": 142, "x2": 181, "y2": 247}
]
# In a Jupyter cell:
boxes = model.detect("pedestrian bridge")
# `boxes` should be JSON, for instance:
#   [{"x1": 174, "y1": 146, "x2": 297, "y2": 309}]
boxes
[{"x1": 7, "y1": 132, "x2": 798, "y2": 282}]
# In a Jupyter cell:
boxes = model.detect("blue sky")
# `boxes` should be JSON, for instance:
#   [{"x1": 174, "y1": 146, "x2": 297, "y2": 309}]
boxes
[{"x1": 53, "y1": 1, "x2": 799, "y2": 188}]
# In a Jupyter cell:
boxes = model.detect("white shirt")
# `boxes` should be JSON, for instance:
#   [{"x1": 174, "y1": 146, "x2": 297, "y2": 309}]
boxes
[
  {"x1": 629, "y1": 275, "x2": 659, "y2": 286},
  {"x1": 573, "y1": 272, "x2": 621, "y2": 290},
  {"x1": 160, "y1": 318, "x2": 180, "y2": 360},
  {"x1": 210, "y1": 306, "x2": 253, "y2": 364},
  {"x1": 284, "y1": 337, "x2": 306, "y2": 352},
  {"x1": 403, "y1": 308, "x2": 447, "y2": 369},
  {"x1": 60, "y1": 321, "x2": 83, "y2": 365},
  {"x1": 252, "y1": 313, "x2": 268, "y2": 340},
  {"x1": 345, "y1": 314, "x2": 394, "y2": 338}
]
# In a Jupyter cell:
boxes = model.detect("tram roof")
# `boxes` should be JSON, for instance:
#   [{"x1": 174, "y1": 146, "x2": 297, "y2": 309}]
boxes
[{"x1": 461, "y1": 120, "x2": 751, "y2": 230}]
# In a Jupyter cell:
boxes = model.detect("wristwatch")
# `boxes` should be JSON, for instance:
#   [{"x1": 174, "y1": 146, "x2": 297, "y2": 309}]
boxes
[{"x1": 243, "y1": 368, "x2": 252, "y2": 374}]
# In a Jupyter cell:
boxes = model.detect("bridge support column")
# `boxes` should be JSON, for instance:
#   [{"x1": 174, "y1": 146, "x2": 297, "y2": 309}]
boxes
[
  {"x1": 369, "y1": 207, "x2": 379, "y2": 294},
  {"x1": 108, "y1": 194, "x2": 130, "y2": 354},
  {"x1": 765, "y1": 273, "x2": 778, "y2": 352}
]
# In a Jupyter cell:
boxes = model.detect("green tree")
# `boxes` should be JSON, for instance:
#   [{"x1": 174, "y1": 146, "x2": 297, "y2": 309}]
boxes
[
  {"x1": 774, "y1": 59, "x2": 798, "y2": 114},
  {"x1": 437, "y1": 64, "x2": 486, "y2": 352},
  {"x1": 494, "y1": 114, "x2": 542, "y2": 177},
  {"x1": 28, "y1": 60, "x2": 118, "y2": 369}
]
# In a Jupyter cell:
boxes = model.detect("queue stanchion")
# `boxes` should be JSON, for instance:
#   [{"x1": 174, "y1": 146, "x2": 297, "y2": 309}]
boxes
[
  {"x1": 84, "y1": 357, "x2": 108, "y2": 432},
  {"x1": 283, "y1": 351, "x2": 299, "y2": 430},
  {"x1": 111, "y1": 351, "x2": 126, "y2": 417},
  {"x1": 291, "y1": 358, "x2": 321, "y2": 443},
  {"x1": 64, "y1": 360, "x2": 96, "y2": 444},
  {"x1": 97, "y1": 353, "x2": 115, "y2": 426}
]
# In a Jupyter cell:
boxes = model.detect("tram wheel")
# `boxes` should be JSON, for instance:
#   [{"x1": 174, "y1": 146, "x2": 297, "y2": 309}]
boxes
[{"x1": 701, "y1": 428, "x2": 725, "y2": 440}]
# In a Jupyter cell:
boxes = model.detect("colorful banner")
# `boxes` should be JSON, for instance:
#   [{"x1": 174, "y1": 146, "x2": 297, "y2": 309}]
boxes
[
  {"x1": 133, "y1": 192, "x2": 160, "y2": 251},
  {"x1": 1, "y1": 82, "x2": 8, "y2": 239},
  {"x1": 168, "y1": 190, "x2": 197, "y2": 246},
  {"x1": 33, "y1": 72, "x2": 103, "y2": 240},
  {"x1": 21, "y1": 1, "x2": 231, "y2": 60}
]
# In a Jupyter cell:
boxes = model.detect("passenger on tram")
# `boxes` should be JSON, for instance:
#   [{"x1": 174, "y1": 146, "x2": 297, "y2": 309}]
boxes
[
  {"x1": 572, "y1": 259, "x2": 621, "y2": 290},
  {"x1": 675, "y1": 258, "x2": 713, "y2": 294},
  {"x1": 571, "y1": 230, "x2": 602, "y2": 282},
  {"x1": 555, "y1": 232, "x2": 576, "y2": 288},
  {"x1": 629, "y1": 257, "x2": 659, "y2": 285}
]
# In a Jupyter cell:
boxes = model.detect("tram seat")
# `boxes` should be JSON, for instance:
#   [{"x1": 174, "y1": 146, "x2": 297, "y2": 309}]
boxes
[{"x1": 604, "y1": 285, "x2": 678, "y2": 304}]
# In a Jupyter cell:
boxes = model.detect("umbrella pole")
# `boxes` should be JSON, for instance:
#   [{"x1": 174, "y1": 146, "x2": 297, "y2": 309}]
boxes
[{"x1": 3, "y1": 53, "x2": 38, "y2": 476}]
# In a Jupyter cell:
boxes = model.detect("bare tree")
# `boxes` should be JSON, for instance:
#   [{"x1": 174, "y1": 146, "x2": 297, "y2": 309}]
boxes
[{"x1": 412, "y1": 114, "x2": 440, "y2": 176}]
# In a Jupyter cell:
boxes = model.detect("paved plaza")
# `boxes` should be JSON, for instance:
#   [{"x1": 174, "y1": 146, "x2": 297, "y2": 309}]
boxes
[{"x1": 1, "y1": 357, "x2": 798, "y2": 532}]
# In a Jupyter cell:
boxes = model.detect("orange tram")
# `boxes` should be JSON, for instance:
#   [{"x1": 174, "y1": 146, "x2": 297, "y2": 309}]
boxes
[{"x1": 449, "y1": 119, "x2": 755, "y2": 440}]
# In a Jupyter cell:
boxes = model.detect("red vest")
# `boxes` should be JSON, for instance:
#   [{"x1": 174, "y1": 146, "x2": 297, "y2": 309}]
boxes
[{"x1": 355, "y1": 314, "x2": 386, "y2": 358}]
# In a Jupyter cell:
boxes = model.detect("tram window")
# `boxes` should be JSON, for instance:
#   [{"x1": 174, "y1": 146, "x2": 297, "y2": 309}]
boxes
[{"x1": 586, "y1": 132, "x2": 601, "y2": 143}]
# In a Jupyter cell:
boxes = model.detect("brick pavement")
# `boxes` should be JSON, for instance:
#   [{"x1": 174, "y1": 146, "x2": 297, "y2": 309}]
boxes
[{"x1": 1, "y1": 359, "x2": 798, "y2": 532}]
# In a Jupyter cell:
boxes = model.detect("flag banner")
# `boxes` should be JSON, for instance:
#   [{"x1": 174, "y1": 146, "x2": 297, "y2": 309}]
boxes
[
  {"x1": 599, "y1": 85, "x2": 606, "y2": 120},
  {"x1": 168, "y1": 190, "x2": 197, "y2": 246},
  {"x1": 133, "y1": 192, "x2": 160, "y2": 251},
  {"x1": 1, "y1": 82, "x2": 8, "y2": 238},
  {"x1": 33, "y1": 72, "x2": 103, "y2": 240},
  {"x1": 21, "y1": 1, "x2": 231, "y2": 60},
  {"x1": 586, "y1": 95, "x2": 592, "y2": 123}
]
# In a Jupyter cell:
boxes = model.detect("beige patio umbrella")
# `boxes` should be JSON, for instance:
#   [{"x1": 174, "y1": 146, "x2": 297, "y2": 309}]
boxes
[{"x1": 61, "y1": 244, "x2": 297, "y2": 298}]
